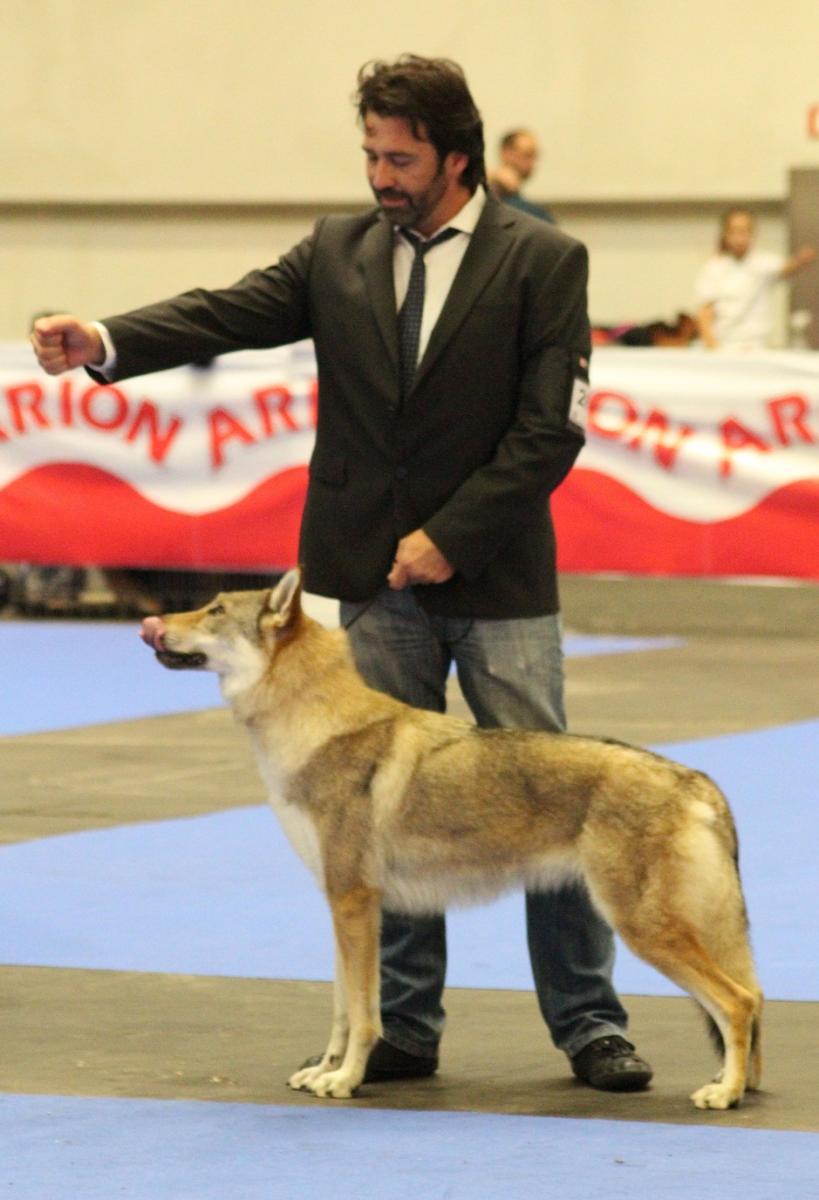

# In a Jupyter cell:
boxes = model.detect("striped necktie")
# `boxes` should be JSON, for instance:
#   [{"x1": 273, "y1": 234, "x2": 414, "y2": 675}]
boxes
[{"x1": 397, "y1": 227, "x2": 460, "y2": 399}]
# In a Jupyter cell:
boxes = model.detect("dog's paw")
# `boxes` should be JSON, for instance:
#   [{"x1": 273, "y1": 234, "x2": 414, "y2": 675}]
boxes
[
  {"x1": 309, "y1": 1068, "x2": 360, "y2": 1100},
  {"x1": 288, "y1": 1065, "x2": 361, "y2": 1099},
  {"x1": 288, "y1": 1065, "x2": 325, "y2": 1092},
  {"x1": 690, "y1": 1081, "x2": 742, "y2": 1110}
]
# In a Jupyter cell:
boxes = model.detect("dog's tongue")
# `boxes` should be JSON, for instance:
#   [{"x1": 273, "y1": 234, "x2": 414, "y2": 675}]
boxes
[{"x1": 140, "y1": 615, "x2": 166, "y2": 651}]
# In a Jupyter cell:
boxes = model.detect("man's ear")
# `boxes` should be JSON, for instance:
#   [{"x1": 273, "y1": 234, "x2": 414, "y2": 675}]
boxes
[
  {"x1": 445, "y1": 149, "x2": 469, "y2": 187},
  {"x1": 263, "y1": 567, "x2": 303, "y2": 635}
]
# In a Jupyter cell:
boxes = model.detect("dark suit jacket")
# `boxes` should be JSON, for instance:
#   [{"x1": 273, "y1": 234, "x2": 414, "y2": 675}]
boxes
[{"x1": 96, "y1": 194, "x2": 590, "y2": 618}]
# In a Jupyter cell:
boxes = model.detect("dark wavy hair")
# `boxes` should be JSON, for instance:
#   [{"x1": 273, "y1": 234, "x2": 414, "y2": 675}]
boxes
[{"x1": 355, "y1": 55, "x2": 486, "y2": 192}]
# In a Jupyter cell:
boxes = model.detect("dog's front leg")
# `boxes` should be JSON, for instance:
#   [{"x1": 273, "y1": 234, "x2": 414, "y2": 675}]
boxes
[
  {"x1": 288, "y1": 945, "x2": 350, "y2": 1092},
  {"x1": 302, "y1": 885, "x2": 382, "y2": 1099}
]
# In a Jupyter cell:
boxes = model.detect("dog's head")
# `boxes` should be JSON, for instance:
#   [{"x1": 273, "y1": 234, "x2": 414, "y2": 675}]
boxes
[{"x1": 141, "y1": 567, "x2": 304, "y2": 680}]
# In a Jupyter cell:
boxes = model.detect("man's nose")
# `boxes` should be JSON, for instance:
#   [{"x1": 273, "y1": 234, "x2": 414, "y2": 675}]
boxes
[{"x1": 370, "y1": 159, "x2": 397, "y2": 191}]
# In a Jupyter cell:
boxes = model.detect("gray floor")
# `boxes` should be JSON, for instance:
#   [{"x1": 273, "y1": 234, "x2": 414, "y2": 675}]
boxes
[{"x1": 2, "y1": 575, "x2": 818, "y2": 1130}]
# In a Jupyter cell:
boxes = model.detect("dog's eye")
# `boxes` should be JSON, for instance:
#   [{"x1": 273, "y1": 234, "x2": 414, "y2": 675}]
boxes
[{"x1": 208, "y1": 604, "x2": 225, "y2": 617}]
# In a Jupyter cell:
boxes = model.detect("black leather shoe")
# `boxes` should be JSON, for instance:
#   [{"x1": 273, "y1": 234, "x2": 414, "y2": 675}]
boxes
[
  {"x1": 570, "y1": 1036, "x2": 653, "y2": 1092},
  {"x1": 364, "y1": 1038, "x2": 438, "y2": 1082},
  {"x1": 299, "y1": 1038, "x2": 438, "y2": 1083}
]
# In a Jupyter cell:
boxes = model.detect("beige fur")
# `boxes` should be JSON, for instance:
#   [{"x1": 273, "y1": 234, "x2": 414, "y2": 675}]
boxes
[{"x1": 154, "y1": 569, "x2": 763, "y2": 1109}]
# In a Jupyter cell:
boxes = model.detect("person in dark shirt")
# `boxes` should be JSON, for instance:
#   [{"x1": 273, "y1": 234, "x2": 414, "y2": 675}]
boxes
[{"x1": 489, "y1": 128, "x2": 556, "y2": 223}]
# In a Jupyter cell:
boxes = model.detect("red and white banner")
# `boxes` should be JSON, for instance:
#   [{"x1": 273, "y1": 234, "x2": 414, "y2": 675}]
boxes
[
  {"x1": 1, "y1": 342, "x2": 818, "y2": 578},
  {"x1": 554, "y1": 349, "x2": 819, "y2": 577},
  {"x1": 0, "y1": 341, "x2": 318, "y2": 571}
]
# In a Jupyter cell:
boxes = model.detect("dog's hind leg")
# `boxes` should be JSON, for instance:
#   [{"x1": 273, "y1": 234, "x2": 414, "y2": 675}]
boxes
[
  {"x1": 303, "y1": 885, "x2": 383, "y2": 1099},
  {"x1": 620, "y1": 919, "x2": 757, "y2": 1109},
  {"x1": 700, "y1": 989, "x2": 763, "y2": 1094},
  {"x1": 746, "y1": 995, "x2": 763, "y2": 1091}
]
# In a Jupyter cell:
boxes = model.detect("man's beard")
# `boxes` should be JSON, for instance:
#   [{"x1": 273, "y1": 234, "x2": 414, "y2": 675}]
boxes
[
  {"x1": 373, "y1": 189, "x2": 421, "y2": 228},
  {"x1": 372, "y1": 167, "x2": 448, "y2": 230}
]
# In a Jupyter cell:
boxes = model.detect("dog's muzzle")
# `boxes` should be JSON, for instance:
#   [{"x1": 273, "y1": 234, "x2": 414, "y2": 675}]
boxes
[{"x1": 141, "y1": 615, "x2": 207, "y2": 669}]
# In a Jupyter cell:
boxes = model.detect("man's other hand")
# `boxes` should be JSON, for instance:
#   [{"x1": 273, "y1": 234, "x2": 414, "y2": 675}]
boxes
[{"x1": 388, "y1": 529, "x2": 454, "y2": 589}]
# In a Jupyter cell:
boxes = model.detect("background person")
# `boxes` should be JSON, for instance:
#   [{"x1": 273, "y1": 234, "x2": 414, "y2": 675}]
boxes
[
  {"x1": 696, "y1": 207, "x2": 816, "y2": 350},
  {"x1": 488, "y1": 128, "x2": 556, "y2": 223},
  {"x1": 31, "y1": 54, "x2": 652, "y2": 1094}
]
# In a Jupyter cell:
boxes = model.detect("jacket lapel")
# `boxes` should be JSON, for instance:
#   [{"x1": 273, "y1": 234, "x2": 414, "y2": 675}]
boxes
[
  {"x1": 359, "y1": 214, "x2": 400, "y2": 373},
  {"x1": 412, "y1": 196, "x2": 516, "y2": 394}
]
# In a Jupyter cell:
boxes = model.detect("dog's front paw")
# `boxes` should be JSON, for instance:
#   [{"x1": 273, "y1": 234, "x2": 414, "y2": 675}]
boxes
[
  {"x1": 690, "y1": 1081, "x2": 742, "y2": 1110},
  {"x1": 288, "y1": 1064, "x2": 322, "y2": 1092},
  {"x1": 309, "y1": 1068, "x2": 361, "y2": 1099},
  {"x1": 283, "y1": 1065, "x2": 329, "y2": 1094},
  {"x1": 288, "y1": 1063, "x2": 361, "y2": 1099}
]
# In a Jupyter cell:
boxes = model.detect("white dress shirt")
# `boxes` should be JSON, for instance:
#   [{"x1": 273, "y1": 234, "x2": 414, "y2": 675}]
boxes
[{"x1": 392, "y1": 186, "x2": 486, "y2": 364}]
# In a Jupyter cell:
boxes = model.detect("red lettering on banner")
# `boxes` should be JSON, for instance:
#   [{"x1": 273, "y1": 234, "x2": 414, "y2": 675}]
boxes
[
  {"x1": 587, "y1": 390, "x2": 639, "y2": 439},
  {"x1": 6, "y1": 382, "x2": 49, "y2": 433},
  {"x1": 589, "y1": 391, "x2": 693, "y2": 470},
  {"x1": 254, "y1": 385, "x2": 298, "y2": 437},
  {"x1": 124, "y1": 400, "x2": 183, "y2": 464},
  {"x1": 718, "y1": 417, "x2": 771, "y2": 478},
  {"x1": 59, "y1": 379, "x2": 74, "y2": 426},
  {"x1": 626, "y1": 409, "x2": 694, "y2": 470},
  {"x1": 209, "y1": 408, "x2": 256, "y2": 469},
  {"x1": 309, "y1": 379, "x2": 319, "y2": 428},
  {"x1": 80, "y1": 385, "x2": 129, "y2": 431},
  {"x1": 767, "y1": 393, "x2": 816, "y2": 446}
]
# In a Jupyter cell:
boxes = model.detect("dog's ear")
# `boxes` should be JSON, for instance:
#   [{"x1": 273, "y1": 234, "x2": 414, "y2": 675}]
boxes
[{"x1": 262, "y1": 567, "x2": 303, "y2": 635}]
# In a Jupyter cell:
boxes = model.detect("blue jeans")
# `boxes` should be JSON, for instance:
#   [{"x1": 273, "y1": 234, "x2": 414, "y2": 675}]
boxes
[{"x1": 339, "y1": 586, "x2": 629, "y2": 1060}]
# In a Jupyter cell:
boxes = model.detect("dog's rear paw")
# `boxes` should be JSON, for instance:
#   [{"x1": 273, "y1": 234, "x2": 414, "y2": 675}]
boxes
[{"x1": 690, "y1": 1081, "x2": 743, "y2": 1110}]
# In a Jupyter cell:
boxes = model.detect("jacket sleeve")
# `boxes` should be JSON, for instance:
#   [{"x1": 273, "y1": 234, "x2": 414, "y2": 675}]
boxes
[
  {"x1": 93, "y1": 231, "x2": 317, "y2": 383},
  {"x1": 422, "y1": 239, "x2": 590, "y2": 580}
]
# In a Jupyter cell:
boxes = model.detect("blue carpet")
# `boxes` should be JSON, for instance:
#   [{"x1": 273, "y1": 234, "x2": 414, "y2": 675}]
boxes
[
  {"x1": 2, "y1": 1095, "x2": 816, "y2": 1200},
  {"x1": 0, "y1": 622, "x2": 220, "y2": 736},
  {"x1": 0, "y1": 721, "x2": 816, "y2": 1001},
  {"x1": 0, "y1": 621, "x2": 679, "y2": 736}
]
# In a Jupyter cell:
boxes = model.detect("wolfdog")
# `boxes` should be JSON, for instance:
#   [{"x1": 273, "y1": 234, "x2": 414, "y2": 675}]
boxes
[{"x1": 141, "y1": 568, "x2": 762, "y2": 1109}]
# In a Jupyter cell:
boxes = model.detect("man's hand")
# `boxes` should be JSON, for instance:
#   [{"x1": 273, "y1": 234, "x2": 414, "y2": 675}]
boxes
[
  {"x1": 30, "y1": 314, "x2": 105, "y2": 375},
  {"x1": 388, "y1": 529, "x2": 454, "y2": 589}
]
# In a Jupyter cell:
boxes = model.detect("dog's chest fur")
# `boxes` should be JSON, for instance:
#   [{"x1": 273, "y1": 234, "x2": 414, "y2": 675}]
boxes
[{"x1": 249, "y1": 738, "x2": 324, "y2": 883}]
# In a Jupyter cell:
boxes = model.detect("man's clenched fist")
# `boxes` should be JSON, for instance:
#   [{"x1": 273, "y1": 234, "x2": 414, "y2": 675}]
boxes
[{"x1": 30, "y1": 314, "x2": 105, "y2": 376}]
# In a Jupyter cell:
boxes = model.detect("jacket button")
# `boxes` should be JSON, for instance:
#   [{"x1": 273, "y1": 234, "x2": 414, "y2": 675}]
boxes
[{"x1": 396, "y1": 465, "x2": 409, "y2": 479}]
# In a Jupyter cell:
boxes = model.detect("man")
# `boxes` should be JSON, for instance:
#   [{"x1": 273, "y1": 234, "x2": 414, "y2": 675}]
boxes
[
  {"x1": 31, "y1": 55, "x2": 652, "y2": 1093},
  {"x1": 488, "y1": 128, "x2": 556, "y2": 223}
]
